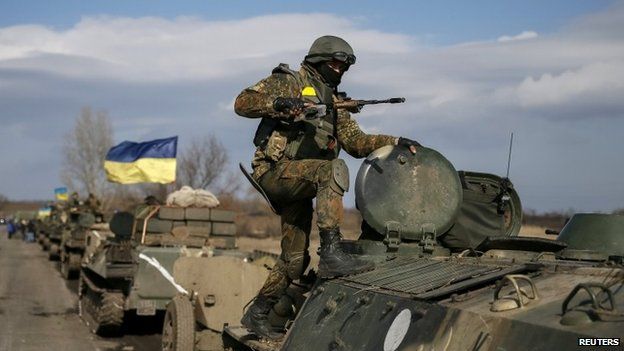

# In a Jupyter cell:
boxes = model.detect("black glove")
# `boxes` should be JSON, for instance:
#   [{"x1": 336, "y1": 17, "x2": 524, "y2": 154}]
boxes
[
  {"x1": 397, "y1": 137, "x2": 421, "y2": 148},
  {"x1": 273, "y1": 97, "x2": 306, "y2": 113}
]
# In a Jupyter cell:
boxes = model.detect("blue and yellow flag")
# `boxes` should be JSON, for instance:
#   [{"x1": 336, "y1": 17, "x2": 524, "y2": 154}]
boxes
[
  {"x1": 104, "y1": 136, "x2": 177, "y2": 184},
  {"x1": 54, "y1": 187, "x2": 68, "y2": 201},
  {"x1": 38, "y1": 207, "x2": 52, "y2": 219}
]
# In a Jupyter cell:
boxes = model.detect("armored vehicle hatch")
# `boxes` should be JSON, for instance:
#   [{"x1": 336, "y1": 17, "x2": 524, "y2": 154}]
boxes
[{"x1": 356, "y1": 145, "x2": 463, "y2": 241}]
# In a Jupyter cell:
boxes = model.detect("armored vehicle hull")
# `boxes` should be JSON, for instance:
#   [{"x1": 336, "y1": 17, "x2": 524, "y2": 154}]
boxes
[
  {"x1": 161, "y1": 251, "x2": 279, "y2": 351},
  {"x1": 80, "y1": 205, "x2": 246, "y2": 336},
  {"x1": 225, "y1": 147, "x2": 622, "y2": 351},
  {"x1": 60, "y1": 219, "x2": 106, "y2": 280},
  {"x1": 278, "y1": 251, "x2": 622, "y2": 351}
]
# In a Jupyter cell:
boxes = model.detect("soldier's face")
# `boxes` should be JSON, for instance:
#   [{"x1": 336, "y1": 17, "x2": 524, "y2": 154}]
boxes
[{"x1": 327, "y1": 60, "x2": 349, "y2": 74}]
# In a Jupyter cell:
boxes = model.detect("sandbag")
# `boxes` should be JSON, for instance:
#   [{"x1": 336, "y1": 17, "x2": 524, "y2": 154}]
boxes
[{"x1": 166, "y1": 186, "x2": 220, "y2": 208}]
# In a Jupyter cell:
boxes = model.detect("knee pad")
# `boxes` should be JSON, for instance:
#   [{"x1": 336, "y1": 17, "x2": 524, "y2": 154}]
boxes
[
  {"x1": 330, "y1": 158, "x2": 350, "y2": 195},
  {"x1": 284, "y1": 251, "x2": 311, "y2": 280}
]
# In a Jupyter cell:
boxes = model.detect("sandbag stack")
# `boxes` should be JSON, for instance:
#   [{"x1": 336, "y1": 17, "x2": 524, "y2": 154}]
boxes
[{"x1": 135, "y1": 205, "x2": 237, "y2": 249}]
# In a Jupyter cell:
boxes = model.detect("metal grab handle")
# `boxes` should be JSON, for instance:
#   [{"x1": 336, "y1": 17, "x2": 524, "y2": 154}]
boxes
[
  {"x1": 140, "y1": 206, "x2": 161, "y2": 245},
  {"x1": 493, "y1": 274, "x2": 539, "y2": 308},
  {"x1": 562, "y1": 283, "x2": 615, "y2": 315}
]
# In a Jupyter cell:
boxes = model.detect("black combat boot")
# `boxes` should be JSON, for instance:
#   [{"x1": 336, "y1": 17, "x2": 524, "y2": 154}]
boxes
[
  {"x1": 241, "y1": 295, "x2": 283, "y2": 340},
  {"x1": 318, "y1": 228, "x2": 374, "y2": 278}
]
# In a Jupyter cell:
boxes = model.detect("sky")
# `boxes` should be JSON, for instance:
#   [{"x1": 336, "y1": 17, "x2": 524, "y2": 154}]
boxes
[{"x1": 0, "y1": 0, "x2": 623, "y2": 213}]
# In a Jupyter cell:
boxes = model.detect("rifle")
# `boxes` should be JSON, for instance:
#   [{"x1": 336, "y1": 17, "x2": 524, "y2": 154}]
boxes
[{"x1": 298, "y1": 97, "x2": 405, "y2": 120}]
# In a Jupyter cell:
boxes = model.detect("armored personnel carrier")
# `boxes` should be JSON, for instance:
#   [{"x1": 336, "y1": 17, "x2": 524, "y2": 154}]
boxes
[
  {"x1": 78, "y1": 204, "x2": 246, "y2": 336},
  {"x1": 59, "y1": 206, "x2": 106, "y2": 279},
  {"x1": 160, "y1": 249, "x2": 281, "y2": 351},
  {"x1": 224, "y1": 146, "x2": 623, "y2": 351},
  {"x1": 37, "y1": 207, "x2": 66, "y2": 259}
]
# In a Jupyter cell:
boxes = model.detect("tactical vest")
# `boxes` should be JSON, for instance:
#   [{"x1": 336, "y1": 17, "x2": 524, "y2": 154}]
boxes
[{"x1": 254, "y1": 64, "x2": 341, "y2": 162}]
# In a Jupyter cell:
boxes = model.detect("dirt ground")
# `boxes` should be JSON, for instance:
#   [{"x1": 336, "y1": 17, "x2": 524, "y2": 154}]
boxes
[{"x1": 0, "y1": 227, "x2": 161, "y2": 351}]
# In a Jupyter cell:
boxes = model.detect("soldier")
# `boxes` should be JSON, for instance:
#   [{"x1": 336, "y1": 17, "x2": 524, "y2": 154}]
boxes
[
  {"x1": 69, "y1": 192, "x2": 80, "y2": 207},
  {"x1": 234, "y1": 35, "x2": 420, "y2": 339},
  {"x1": 85, "y1": 193, "x2": 100, "y2": 210}
]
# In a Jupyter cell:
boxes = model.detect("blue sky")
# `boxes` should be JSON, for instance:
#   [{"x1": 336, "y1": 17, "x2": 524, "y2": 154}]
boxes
[
  {"x1": 0, "y1": 1, "x2": 623, "y2": 213},
  {"x1": 0, "y1": 0, "x2": 614, "y2": 43}
]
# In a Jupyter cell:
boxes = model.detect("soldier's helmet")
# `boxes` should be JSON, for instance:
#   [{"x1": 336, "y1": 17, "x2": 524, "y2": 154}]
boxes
[{"x1": 304, "y1": 35, "x2": 356, "y2": 66}]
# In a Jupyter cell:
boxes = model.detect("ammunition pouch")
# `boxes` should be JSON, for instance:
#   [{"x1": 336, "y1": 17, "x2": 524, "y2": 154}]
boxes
[
  {"x1": 283, "y1": 116, "x2": 340, "y2": 161},
  {"x1": 253, "y1": 118, "x2": 278, "y2": 148}
]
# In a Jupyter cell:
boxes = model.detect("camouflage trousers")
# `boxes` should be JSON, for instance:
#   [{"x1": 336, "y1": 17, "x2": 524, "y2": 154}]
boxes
[{"x1": 253, "y1": 159, "x2": 344, "y2": 298}]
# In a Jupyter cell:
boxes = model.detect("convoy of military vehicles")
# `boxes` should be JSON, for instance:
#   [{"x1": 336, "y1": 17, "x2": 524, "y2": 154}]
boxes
[{"x1": 5, "y1": 145, "x2": 623, "y2": 351}]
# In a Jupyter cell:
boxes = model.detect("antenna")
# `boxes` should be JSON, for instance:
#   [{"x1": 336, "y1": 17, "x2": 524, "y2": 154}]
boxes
[{"x1": 505, "y1": 132, "x2": 514, "y2": 179}]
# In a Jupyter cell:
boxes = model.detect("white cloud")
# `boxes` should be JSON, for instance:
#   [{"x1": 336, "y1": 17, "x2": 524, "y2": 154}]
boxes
[
  {"x1": 497, "y1": 31, "x2": 538, "y2": 42},
  {"x1": 1, "y1": 7, "x2": 624, "y2": 212},
  {"x1": 0, "y1": 14, "x2": 413, "y2": 82},
  {"x1": 513, "y1": 60, "x2": 624, "y2": 107}
]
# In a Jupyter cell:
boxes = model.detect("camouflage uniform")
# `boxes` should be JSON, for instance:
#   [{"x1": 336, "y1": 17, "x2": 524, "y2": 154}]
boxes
[
  {"x1": 85, "y1": 194, "x2": 101, "y2": 212},
  {"x1": 235, "y1": 64, "x2": 396, "y2": 298},
  {"x1": 69, "y1": 192, "x2": 80, "y2": 207}
]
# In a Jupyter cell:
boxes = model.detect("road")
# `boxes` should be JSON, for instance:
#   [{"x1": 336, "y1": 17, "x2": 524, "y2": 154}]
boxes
[{"x1": 0, "y1": 227, "x2": 161, "y2": 351}]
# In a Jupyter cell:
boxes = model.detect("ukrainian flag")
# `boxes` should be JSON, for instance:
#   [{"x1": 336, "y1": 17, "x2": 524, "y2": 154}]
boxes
[
  {"x1": 54, "y1": 187, "x2": 68, "y2": 201},
  {"x1": 104, "y1": 136, "x2": 177, "y2": 184},
  {"x1": 38, "y1": 207, "x2": 52, "y2": 219}
]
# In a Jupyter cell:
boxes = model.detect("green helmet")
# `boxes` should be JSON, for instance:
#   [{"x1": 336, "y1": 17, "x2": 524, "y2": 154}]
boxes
[{"x1": 304, "y1": 35, "x2": 356, "y2": 65}]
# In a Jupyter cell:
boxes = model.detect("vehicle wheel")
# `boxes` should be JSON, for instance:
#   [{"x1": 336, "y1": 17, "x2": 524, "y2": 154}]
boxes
[
  {"x1": 68, "y1": 253, "x2": 81, "y2": 277},
  {"x1": 43, "y1": 238, "x2": 50, "y2": 251},
  {"x1": 60, "y1": 256, "x2": 70, "y2": 279},
  {"x1": 49, "y1": 244, "x2": 60, "y2": 261},
  {"x1": 162, "y1": 295, "x2": 195, "y2": 351},
  {"x1": 62, "y1": 253, "x2": 81, "y2": 279}
]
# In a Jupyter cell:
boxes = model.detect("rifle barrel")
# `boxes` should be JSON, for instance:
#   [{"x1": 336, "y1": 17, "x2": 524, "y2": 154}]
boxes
[{"x1": 357, "y1": 97, "x2": 405, "y2": 105}]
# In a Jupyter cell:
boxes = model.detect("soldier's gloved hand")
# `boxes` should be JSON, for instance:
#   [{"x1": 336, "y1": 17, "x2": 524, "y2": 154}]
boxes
[
  {"x1": 273, "y1": 97, "x2": 307, "y2": 118},
  {"x1": 397, "y1": 137, "x2": 421, "y2": 155}
]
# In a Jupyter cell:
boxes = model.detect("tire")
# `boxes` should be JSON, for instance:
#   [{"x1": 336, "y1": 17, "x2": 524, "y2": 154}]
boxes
[
  {"x1": 162, "y1": 295, "x2": 195, "y2": 351},
  {"x1": 61, "y1": 253, "x2": 81, "y2": 280},
  {"x1": 43, "y1": 238, "x2": 50, "y2": 251},
  {"x1": 49, "y1": 244, "x2": 60, "y2": 261},
  {"x1": 60, "y1": 256, "x2": 70, "y2": 279},
  {"x1": 48, "y1": 244, "x2": 61, "y2": 261}
]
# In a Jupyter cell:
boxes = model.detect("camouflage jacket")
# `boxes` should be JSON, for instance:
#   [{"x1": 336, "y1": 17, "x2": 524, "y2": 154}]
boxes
[{"x1": 235, "y1": 64, "x2": 396, "y2": 177}]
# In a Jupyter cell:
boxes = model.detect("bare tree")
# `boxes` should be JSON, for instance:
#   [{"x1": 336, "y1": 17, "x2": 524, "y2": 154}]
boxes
[
  {"x1": 177, "y1": 135, "x2": 229, "y2": 190},
  {"x1": 61, "y1": 107, "x2": 113, "y2": 198}
]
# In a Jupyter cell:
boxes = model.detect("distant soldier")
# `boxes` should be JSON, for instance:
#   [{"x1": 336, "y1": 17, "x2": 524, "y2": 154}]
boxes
[
  {"x1": 69, "y1": 192, "x2": 80, "y2": 207},
  {"x1": 85, "y1": 193, "x2": 102, "y2": 212},
  {"x1": 7, "y1": 219, "x2": 16, "y2": 239},
  {"x1": 234, "y1": 35, "x2": 420, "y2": 339},
  {"x1": 25, "y1": 220, "x2": 36, "y2": 242}
]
